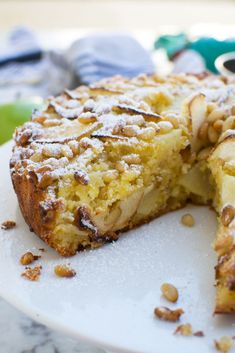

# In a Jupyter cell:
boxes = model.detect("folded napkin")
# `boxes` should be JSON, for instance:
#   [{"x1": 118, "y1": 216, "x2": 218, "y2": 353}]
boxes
[{"x1": 67, "y1": 33, "x2": 155, "y2": 84}]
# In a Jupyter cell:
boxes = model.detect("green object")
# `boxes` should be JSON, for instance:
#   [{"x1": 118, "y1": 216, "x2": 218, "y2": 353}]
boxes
[
  {"x1": 189, "y1": 37, "x2": 235, "y2": 73},
  {"x1": 0, "y1": 97, "x2": 44, "y2": 144},
  {"x1": 154, "y1": 33, "x2": 188, "y2": 58}
]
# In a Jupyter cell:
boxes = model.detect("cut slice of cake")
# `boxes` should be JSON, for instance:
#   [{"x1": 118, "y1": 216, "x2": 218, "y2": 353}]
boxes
[
  {"x1": 10, "y1": 73, "x2": 235, "y2": 313},
  {"x1": 209, "y1": 134, "x2": 235, "y2": 313}
]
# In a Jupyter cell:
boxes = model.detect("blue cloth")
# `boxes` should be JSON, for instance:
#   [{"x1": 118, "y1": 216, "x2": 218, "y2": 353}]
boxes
[{"x1": 67, "y1": 33, "x2": 155, "y2": 84}]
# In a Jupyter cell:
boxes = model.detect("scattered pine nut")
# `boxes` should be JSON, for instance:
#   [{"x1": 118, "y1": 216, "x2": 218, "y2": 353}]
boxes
[
  {"x1": 221, "y1": 205, "x2": 235, "y2": 227},
  {"x1": 161, "y1": 283, "x2": 179, "y2": 303},
  {"x1": 54, "y1": 264, "x2": 76, "y2": 278},
  {"x1": 1, "y1": 220, "x2": 16, "y2": 230},
  {"x1": 154, "y1": 306, "x2": 184, "y2": 322},
  {"x1": 20, "y1": 252, "x2": 41, "y2": 266},
  {"x1": 181, "y1": 213, "x2": 195, "y2": 227}
]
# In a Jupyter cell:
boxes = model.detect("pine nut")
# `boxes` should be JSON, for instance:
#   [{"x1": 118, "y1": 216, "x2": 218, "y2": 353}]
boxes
[
  {"x1": 207, "y1": 108, "x2": 225, "y2": 123},
  {"x1": 154, "y1": 307, "x2": 184, "y2": 322},
  {"x1": 161, "y1": 283, "x2": 179, "y2": 302},
  {"x1": 20, "y1": 252, "x2": 40, "y2": 266},
  {"x1": 222, "y1": 115, "x2": 235, "y2": 132},
  {"x1": 54, "y1": 265, "x2": 76, "y2": 278},
  {"x1": 213, "y1": 119, "x2": 224, "y2": 133},
  {"x1": 157, "y1": 121, "x2": 174, "y2": 134},
  {"x1": 198, "y1": 121, "x2": 209, "y2": 142},
  {"x1": 208, "y1": 125, "x2": 219, "y2": 143},
  {"x1": 181, "y1": 213, "x2": 195, "y2": 227},
  {"x1": 221, "y1": 205, "x2": 235, "y2": 227}
]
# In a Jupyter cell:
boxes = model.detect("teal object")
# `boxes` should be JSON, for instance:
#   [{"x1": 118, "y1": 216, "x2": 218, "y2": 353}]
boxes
[
  {"x1": 154, "y1": 33, "x2": 189, "y2": 58},
  {"x1": 0, "y1": 97, "x2": 44, "y2": 144},
  {"x1": 189, "y1": 37, "x2": 235, "y2": 73},
  {"x1": 154, "y1": 33, "x2": 235, "y2": 74}
]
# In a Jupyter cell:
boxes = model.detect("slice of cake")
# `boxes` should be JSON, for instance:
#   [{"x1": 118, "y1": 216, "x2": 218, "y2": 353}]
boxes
[{"x1": 10, "y1": 73, "x2": 235, "y2": 313}]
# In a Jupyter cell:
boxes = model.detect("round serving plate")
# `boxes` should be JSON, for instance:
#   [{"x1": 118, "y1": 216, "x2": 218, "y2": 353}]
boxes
[{"x1": 0, "y1": 141, "x2": 234, "y2": 353}]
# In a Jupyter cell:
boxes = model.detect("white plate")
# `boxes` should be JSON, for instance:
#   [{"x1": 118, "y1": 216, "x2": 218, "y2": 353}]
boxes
[{"x1": 0, "y1": 141, "x2": 235, "y2": 353}]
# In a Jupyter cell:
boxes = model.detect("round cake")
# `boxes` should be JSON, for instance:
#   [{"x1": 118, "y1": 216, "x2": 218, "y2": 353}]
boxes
[{"x1": 10, "y1": 73, "x2": 235, "y2": 313}]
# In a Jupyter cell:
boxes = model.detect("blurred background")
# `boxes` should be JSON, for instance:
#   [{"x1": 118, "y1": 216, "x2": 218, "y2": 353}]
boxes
[{"x1": 0, "y1": 0, "x2": 235, "y2": 144}]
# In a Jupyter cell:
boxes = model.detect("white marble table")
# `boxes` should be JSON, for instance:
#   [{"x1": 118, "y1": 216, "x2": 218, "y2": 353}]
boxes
[{"x1": 0, "y1": 298, "x2": 106, "y2": 353}]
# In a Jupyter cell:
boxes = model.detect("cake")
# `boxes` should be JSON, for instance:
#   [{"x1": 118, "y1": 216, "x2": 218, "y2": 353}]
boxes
[{"x1": 10, "y1": 73, "x2": 235, "y2": 313}]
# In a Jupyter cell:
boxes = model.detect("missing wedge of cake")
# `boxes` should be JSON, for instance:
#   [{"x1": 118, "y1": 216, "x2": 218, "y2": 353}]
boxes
[{"x1": 10, "y1": 73, "x2": 235, "y2": 313}]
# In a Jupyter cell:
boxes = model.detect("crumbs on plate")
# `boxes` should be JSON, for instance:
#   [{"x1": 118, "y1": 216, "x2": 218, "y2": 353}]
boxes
[
  {"x1": 21, "y1": 265, "x2": 42, "y2": 281},
  {"x1": 1, "y1": 220, "x2": 16, "y2": 230},
  {"x1": 214, "y1": 336, "x2": 234, "y2": 353}
]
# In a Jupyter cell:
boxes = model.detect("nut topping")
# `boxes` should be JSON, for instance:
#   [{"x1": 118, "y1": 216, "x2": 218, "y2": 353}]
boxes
[
  {"x1": 221, "y1": 205, "x2": 235, "y2": 227},
  {"x1": 74, "y1": 170, "x2": 90, "y2": 185}
]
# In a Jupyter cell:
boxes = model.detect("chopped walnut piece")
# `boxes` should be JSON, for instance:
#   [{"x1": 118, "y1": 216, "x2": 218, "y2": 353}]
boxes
[
  {"x1": 174, "y1": 323, "x2": 193, "y2": 336},
  {"x1": 215, "y1": 336, "x2": 233, "y2": 353},
  {"x1": 154, "y1": 306, "x2": 184, "y2": 322},
  {"x1": 161, "y1": 283, "x2": 179, "y2": 303},
  {"x1": 181, "y1": 213, "x2": 195, "y2": 227},
  {"x1": 221, "y1": 205, "x2": 235, "y2": 227},
  {"x1": 54, "y1": 264, "x2": 76, "y2": 278},
  {"x1": 20, "y1": 252, "x2": 41, "y2": 266},
  {"x1": 21, "y1": 266, "x2": 42, "y2": 281},
  {"x1": 1, "y1": 220, "x2": 16, "y2": 230}
]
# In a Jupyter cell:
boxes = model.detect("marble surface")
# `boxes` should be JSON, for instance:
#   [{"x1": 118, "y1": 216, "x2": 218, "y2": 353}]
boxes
[{"x1": 0, "y1": 298, "x2": 106, "y2": 353}]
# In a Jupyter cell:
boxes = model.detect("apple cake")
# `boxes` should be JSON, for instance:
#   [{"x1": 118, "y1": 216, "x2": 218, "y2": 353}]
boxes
[{"x1": 10, "y1": 73, "x2": 235, "y2": 313}]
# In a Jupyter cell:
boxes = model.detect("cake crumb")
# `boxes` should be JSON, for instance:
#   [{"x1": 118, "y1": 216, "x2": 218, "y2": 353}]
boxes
[
  {"x1": 1, "y1": 220, "x2": 16, "y2": 230},
  {"x1": 194, "y1": 331, "x2": 204, "y2": 337},
  {"x1": 21, "y1": 266, "x2": 42, "y2": 281},
  {"x1": 181, "y1": 213, "x2": 195, "y2": 227},
  {"x1": 174, "y1": 323, "x2": 193, "y2": 336},
  {"x1": 54, "y1": 264, "x2": 76, "y2": 278},
  {"x1": 215, "y1": 336, "x2": 233, "y2": 353}
]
